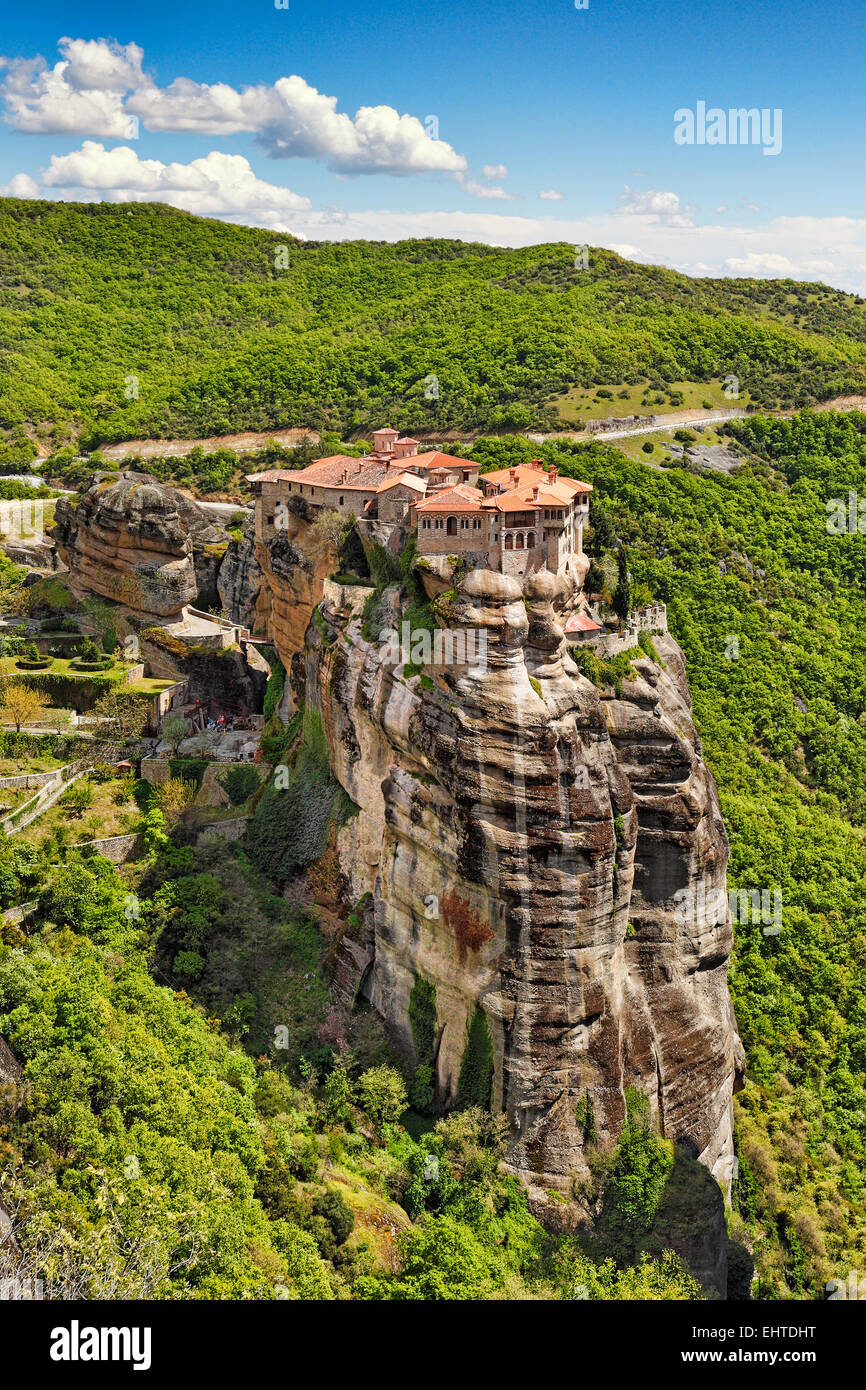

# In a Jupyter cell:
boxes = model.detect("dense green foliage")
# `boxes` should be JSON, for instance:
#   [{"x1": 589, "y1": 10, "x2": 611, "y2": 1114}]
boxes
[
  {"x1": 456, "y1": 1006, "x2": 495, "y2": 1112},
  {"x1": 408, "y1": 975, "x2": 438, "y2": 1114},
  {"x1": 3, "y1": 200, "x2": 866, "y2": 450},
  {"x1": 244, "y1": 706, "x2": 356, "y2": 885},
  {"x1": 0, "y1": 820, "x2": 700, "y2": 1301}
]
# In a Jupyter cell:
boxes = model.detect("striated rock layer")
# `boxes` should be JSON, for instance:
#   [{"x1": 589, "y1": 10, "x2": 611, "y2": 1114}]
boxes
[
  {"x1": 303, "y1": 566, "x2": 744, "y2": 1234},
  {"x1": 54, "y1": 471, "x2": 228, "y2": 616},
  {"x1": 254, "y1": 508, "x2": 334, "y2": 677},
  {"x1": 218, "y1": 515, "x2": 264, "y2": 630}
]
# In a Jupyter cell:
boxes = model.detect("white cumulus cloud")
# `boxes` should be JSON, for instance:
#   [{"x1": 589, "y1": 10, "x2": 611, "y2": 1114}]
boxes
[
  {"x1": 39, "y1": 141, "x2": 310, "y2": 226},
  {"x1": 0, "y1": 171, "x2": 40, "y2": 197},
  {"x1": 0, "y1": 36, "x2": 143, "y2": 136},
  {"x1": 0, "y1": 37, "x2": 466, "y2": 177},
  {"x1": 618, "y1": 186, "x2": 695, "y2": 226},
  {"x1": 539, "y1": 189, "x2": 564, "y2": 201}
]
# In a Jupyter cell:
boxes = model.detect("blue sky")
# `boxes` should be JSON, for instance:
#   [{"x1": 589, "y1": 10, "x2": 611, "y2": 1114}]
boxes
[{"x1": 2, "y1": 0, "x2": 865, "y2": 289}]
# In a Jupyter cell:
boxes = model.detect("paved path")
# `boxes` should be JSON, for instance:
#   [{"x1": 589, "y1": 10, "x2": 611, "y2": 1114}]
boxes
[{"x1": 527, "y1": 410, "x2": 749, "y2": 445}]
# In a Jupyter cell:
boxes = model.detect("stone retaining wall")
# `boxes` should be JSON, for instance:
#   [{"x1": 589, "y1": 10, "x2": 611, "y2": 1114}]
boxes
[
  {"x1": 72, "y1": 833, "x2": 143, "y2": 863},
  {"x1": 196, "y1": 816, "x2": 247, "y2": 844},
  {"x1": 0, "y1": 770, "x2": 60, "y2": 790}
]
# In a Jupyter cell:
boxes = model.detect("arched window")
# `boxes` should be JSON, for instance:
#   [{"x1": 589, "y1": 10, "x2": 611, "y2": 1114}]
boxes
[
  {"x1": 505, "y1": 533, "x2": 513, "y2": 550},
  {"x1": 526, "y1": 532, "x2": 535, "y2": 548},
  {"x1": 515, "y1": 533, "x2": 524, "y2": 549},
  {"x1": 447, "y1": 516, "x2": 457, "y2": 536}
]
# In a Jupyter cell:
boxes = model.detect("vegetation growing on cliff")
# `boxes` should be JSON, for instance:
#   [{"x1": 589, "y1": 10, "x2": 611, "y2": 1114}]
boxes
[
  {"x1": 245, "y1": 706, "x2": 356, "y2": 886},
  {"x1": 456, "y1": 1007, "x2": 495, "y2": 1112},
  {"x1": 408, "y1": 975, "x2": 438, "y2": 1115}
]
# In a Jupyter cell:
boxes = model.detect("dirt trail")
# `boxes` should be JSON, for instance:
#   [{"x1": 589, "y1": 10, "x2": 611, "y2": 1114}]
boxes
[{"x1": 99, "y1": 426, "x2": 321, "y2": 462}]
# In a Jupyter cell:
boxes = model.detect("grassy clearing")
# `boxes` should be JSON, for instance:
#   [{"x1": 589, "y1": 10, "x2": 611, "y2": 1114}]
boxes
[
  {"x1": 606, "y1": 423, "x2": 732, "y2": 465},
  {"x1": 18, "y1": 773, "x2": 139, "y2": 846},
  {"x1": 0, "y1": 751, "x2": 67, "y2": 777},
  {"x1": 548, "y1": 378, "x2": 755, "y2": 426}
]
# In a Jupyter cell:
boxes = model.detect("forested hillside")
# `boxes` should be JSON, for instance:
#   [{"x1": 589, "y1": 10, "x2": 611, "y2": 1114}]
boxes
[{"x1": 2, "y1": 198, "x2": 866, "y2": 451}]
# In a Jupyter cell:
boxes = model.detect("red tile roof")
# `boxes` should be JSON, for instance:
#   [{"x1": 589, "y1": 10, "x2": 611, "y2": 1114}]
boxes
[
  {"x1": 286, "y1": 454, "x2": 391, "y2": 489},
  {"x1": 376, "y1": 471, "x2": 427, "y2": 494},
  {"x1": 411, "y1": 451, "x2": 477, "y2": 472},
  {"x1": 482, "y1": 463, "x2": 592, "y2": 494},
  {"x1": 414, "y1": 483, "x2": 484, "y2": 512},
  {"x1": 564, "y1": 613, "x2": 603, "y2": 633}
]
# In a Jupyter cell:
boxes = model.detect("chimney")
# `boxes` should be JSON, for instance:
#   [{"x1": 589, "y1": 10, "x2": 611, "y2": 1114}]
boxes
[
  {"x1": 510, "y1": 468, "x2": 518, "y2": 483},
  {"x1": 531, "y1": 458, "x2": 543, "y2": 471},
  {"x1": 533, "y1": 485, "x2": 540, "y2": 500},
  {"x1": 548, "y1": 463, "x2": 557, "y2": 483}
]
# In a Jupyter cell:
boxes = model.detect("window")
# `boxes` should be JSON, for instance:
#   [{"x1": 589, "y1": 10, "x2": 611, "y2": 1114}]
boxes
[
  {"x1": 339, "y1": 496, "x2": 344, "y2": 506},
  {"x1": 446, "y1": 516, "x2": 458, "y2": 536},
  {"x1": 505, "y1": 534, "x2": 513, "y2": 550},
  {"x1": 515, "y1": 533, "x2": 524, "y2": 550},
  {"x1": 526, "y1": 533, "x2": 535, "y2": 548},
  {"x1": 266, "y1": 515, "x2": 274, "y2": 525}
]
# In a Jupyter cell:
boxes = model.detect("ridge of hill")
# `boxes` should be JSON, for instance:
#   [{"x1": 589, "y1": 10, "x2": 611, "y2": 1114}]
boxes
[{"x1": 3, "y1": 198, "x2": 866, "y2": 455}]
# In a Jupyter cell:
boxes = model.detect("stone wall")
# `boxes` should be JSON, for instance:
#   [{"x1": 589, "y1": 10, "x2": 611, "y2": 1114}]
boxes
[
  {"x1": 73, "y1": 832, "x2": 143, "y2": 863},
  {"x1": 585, "y1": 414, "x2": 656, "y2": 433},
  {"x1": 196, "y1": 816, "x2": 247, "y2": 844},
  {"x1": 0, "y1": 770, "x2": 61, "y2": 790},
  {"x1": 140, "y1": 756, "x2": 172, "y2": 786}
]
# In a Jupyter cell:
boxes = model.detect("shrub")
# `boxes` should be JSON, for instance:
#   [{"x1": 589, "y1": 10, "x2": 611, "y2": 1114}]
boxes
[
  {"x1": 456, "y1": 1007, "x2": 494, "y2": 1111},
  {"x1": 220, "y1": 764, "x2": 260, "y2": 806},
  {"x1": 311, "y1": 1191, "x2": 354, "y2": 1247},
  {"x1": 357, "y1": 1065, "x2": 408, "y2": 1134}
]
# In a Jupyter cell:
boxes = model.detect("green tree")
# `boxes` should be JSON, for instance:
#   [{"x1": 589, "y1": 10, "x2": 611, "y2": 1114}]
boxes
[
  {"x1": 357, "y1": 1065, "x2": 408, "y2": 1134},
  {"x1": 614, "y1": 545, "x2": 632, "y2": 622}
]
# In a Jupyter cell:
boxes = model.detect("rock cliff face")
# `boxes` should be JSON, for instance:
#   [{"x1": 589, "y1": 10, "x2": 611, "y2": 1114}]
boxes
[
  {"x1": 218, "y1": 516, "x2": 264, "y2": 630},
  {"x1": 301, "y1": 566, "x2": 743, "y2": 1250},
  {"x1": 54, "y1": 472, "x2": 228, "y2": 616},
  {"x1": 254, "y1": 507, "x2": 334, "y2": 672}
]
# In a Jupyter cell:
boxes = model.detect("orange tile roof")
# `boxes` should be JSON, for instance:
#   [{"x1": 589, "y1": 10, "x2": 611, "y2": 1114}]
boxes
[
  {"x1": 411, "y1": 451, "x2": 477, "y2": 472},
  {"x1": 414, "y1": 483, "x2": 484, "y2": 512},
  {"x1": 482, "y1": 463, "x2": 592, "y2": 493},
  {"x1": 514, "y1": 481, "x2": 579, "y2": 505},
  {"x1": 376, "y1": 471, "x2": 427, "y2": 494},
  {"x1": 565, "y1": 613, "x2": 603, "y2": 633},
  {"x1": 488, "y1": 492, "x2": 543, "y2": 512},
  {"x1": 287, "y1": 454, "x2": 391, "y2": 489}
]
